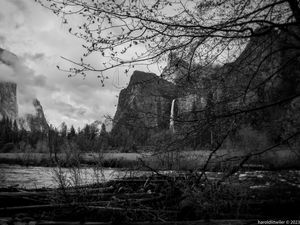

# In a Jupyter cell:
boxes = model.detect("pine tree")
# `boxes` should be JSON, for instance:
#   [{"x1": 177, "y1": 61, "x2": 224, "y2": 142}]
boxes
[{"x1": 68, "y1": 125, "x2": 76, "y2": 139}]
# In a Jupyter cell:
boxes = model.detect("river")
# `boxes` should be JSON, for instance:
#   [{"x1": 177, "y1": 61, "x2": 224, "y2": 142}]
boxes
[
  {"x1": 1, "y1": 164, "x2": 300, "y2": 189},
  {"x1": 0, "y1": 164, "x2": 150, "y2": 189}
]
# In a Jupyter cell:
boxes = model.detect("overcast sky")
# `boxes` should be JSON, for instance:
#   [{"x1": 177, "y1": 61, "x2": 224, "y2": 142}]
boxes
[{"x1": 0, "y1": 0, "x2": 159, "y2": 129}]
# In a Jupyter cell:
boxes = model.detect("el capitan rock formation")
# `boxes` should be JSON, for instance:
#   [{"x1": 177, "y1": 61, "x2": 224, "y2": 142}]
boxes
[
  {"x1": 0, "y1": 82, "x2": 18, "y2": 121},
  {"x1": 0, "y1": 48, "x2": 19, "y2": 121},
  {"x1": 0, "y1": 48, "x2": 48, "y2": 132}
]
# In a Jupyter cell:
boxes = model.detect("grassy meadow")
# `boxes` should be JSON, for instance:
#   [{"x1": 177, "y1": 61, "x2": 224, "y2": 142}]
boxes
[{"x1": 0, "y1": 147, "x2": 299, "y2": 171}]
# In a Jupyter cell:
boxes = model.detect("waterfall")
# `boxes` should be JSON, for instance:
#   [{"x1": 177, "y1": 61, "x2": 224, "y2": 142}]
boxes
[{"x1": 170, "y1": 99, "x2": 175, "y2": 133}]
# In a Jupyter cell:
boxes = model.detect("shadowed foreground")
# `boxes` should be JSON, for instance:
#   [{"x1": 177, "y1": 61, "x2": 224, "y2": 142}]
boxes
[{"x1": 0, "y1": 170, "x2": 299, "y2": 225}]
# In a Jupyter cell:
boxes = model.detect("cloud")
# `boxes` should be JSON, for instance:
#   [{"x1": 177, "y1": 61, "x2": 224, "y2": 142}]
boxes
[
  {"x1": 0, "y1": 35, "x2": 5, "y2": 45},
  {"x1": 0, "y1": 0, "x2": 137, "y2": 128},
  {"x1": 0, "y1": 48, "x2": 53, "y2": 116},
  {"x1": 10, "y1": 0, "x2": 27, "y2": 12},
  {"x1": 33, "y1": 74, "x2": 47, "y2": 87},
  {"x1": 23, "y1": 53, "x2": 45, "y2": 62},
  {"x1": 53, "y1": 100, "x2": 87, "y2": 118}
]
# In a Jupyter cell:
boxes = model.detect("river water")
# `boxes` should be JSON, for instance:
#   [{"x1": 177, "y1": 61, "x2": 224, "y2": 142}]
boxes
[
  {"x1": 1, "y1": 164, "x2": 300, "y2": 189},
  {"x1": 0, "y1": 164, "x2": 150, "y2": 189}
]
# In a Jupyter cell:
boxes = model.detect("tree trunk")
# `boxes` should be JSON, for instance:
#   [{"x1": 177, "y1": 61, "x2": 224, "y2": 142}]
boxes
[{"x1": 288, "y1": 0, "x2": 300, "y2": 23}]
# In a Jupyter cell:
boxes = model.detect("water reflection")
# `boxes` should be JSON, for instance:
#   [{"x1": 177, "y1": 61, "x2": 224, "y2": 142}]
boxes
[
  {"x1": 0, "y1": 164, "x2": 147, "y2": 189},
  {"x1": 1, "y1": 164, "x2": 300, "y2": 190}
]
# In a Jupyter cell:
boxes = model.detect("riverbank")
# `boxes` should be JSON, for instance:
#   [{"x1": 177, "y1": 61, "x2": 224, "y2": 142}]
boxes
[
  {"x1": 0, "y1": 152, "x2": 143, "y2": 168},
  {"x1": 0, "y1": 148, "x2": 299, "y2": 171},
  {"x1": 1, "y1": 171, "x2": 300, "y2": 224}
]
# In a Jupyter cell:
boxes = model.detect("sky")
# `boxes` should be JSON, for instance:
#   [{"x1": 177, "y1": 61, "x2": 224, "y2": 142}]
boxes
[
  {"x1": 0, "y1": 0, "x2": 243, "y2": 130},
  {"x1": 0, "y1": 0, "x2": 156, "y2": 129}
]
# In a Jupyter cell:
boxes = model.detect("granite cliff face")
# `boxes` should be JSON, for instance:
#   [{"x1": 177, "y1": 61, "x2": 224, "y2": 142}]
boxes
[
  {"x1": 0, "y1": 48, "x2": 48, "y2": 132},
  {"x1": 112, "y1": 26, "x2": 300, "y2": 148},
  {"x1": 217, "y1": 27, "x2": 300, "y2": 107},
  {"x1": 0, "y1": 82, "x2": 18, "y2": 121},
  {"x1": 176, "y1": 94, "x2": 206, "y2": 115},
  {"x1": 222, "y1": 26, "x2": 300, "y2": 144},
  {"x1": 174, "y1": 26, "x2": 300, "y2": 146},
  {"x1": 0, "y1": 48, "x2": 18, "y2": 66},
  {"x1": 0, "y1": 49, "x2": 18, "y2": 121},
  {"x1": 112, "y1": 70, "x2": 176, "y2": 144},
  {"x1": 19, "y1": 99, "x2": 49, "y2": 132}
]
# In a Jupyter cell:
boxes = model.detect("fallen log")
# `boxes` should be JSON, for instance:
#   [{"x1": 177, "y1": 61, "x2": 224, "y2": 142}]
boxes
[
  {"x1": 110, "y1": 179, "x2": 169, "y2": 183},
  {"x1": 0, "y1": 204, "x2": 176, "y2": 213},
  {"x1": 0, "y1": 218, "x2": 257, "y2": 225},
  {"x1": 0, "y1": 191, "x2": 158, "y2": 200},
  {"x1": 0, "y1": 192, "x2": 51, "y2": 197},
  {"x1": 0, "y1": 204, "x2": 62, "y2": 213},
  {"x1": 87, "y1": 206, "x2": 178, "y2": 214}
]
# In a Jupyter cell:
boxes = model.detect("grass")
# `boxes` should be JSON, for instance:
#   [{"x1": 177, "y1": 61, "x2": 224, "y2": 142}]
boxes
[
  {"x1": 0, "y1": 147, "x2": 299, "y2": 171},
  {"x1": 0, "y1": 152, "x2": 142, "y2": 168}
]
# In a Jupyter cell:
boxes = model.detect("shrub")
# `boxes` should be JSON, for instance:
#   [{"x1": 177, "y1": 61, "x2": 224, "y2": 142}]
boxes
[{"x1": 0, "y1": 143, "x2": 15, "y2": 153}]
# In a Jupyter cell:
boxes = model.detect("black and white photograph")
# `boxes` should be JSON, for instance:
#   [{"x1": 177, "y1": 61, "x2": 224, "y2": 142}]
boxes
[{"x1": 0, "y1": 0, "x2": 299, "y2": 224}]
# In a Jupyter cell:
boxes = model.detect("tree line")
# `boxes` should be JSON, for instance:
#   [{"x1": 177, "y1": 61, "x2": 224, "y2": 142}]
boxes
[{"x1": 0, "y1": 118, "x2": 114, "y2": 153}]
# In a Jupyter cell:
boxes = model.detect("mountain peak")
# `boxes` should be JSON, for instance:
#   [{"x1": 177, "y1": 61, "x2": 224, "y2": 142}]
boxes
[
  {"x1": 0, "y1": 48, "x2": 19, "y2": 66},
  {"x1": 128, "y1": 70, "x2": 158, "y2": 86}
]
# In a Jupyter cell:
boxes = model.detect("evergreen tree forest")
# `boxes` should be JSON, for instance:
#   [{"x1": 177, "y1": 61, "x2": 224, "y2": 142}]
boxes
[{"x1": 0, "y1": 117, "x2": 111, "y2": 153}]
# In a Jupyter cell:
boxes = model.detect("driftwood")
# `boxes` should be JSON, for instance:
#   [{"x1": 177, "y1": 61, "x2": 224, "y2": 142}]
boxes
[
  {"x1": 0, "y1": 193, "x2": 166, "y2": 213},
  {"x1": 0, "y1": 192, "x2": 51, "y2": 197},
  {"x1": 0, "y1": 204, "x2": 177, "y2": 214},
  {"x1": 111, "y1": 179, "x2": 169, "y2": 183},
  {"x1": 0, "y1": 187, "x2": 113, "y2": 195},
  {"x1": 55, "y1": 186, "x2": 114, "y2": 194},
  {"x1": 0, "y1": 204, "x2": 62, "y2": 213},
  {"x1": 88, "y1": 206, "x2": 178, "y2": 214},
  {"x1": 0, "y1": 218, "x2": 257, "y2": 225},
  {"x1": 0, "y1": 191, "x2": 158, "y2": 200},
  {"x1": 1, "y1": 174, "x2": 299, "y2": 223}
]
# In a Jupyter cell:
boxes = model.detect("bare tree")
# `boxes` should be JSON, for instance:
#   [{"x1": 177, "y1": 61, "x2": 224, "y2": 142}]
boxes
[
  {"x1": 36, "y1": 0, "x2": 300, "y2": 171},
  {"x1": 36, "y1": 0, "x2": 299, "y2": 74}
]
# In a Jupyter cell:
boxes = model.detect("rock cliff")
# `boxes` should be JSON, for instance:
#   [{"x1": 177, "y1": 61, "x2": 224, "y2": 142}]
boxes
[
  {"x1": 112, "y1": 26, "x2": 300, "y2": 148},
  {"x1": 19, "y1": 99, "x2": 49, "y2": 132},
  {"x1": 0, "y1": 49, "x2": 18, "y2": 121},
  {"x1": 173, "y1": 26, "x2": 300, "y2": 146},
  {"x1": 0, "y1": 48, "x2": 48, "y2": 132},
  {"x1": 112, "y1": 70, "x2": 176, "y2": 145},
  {"x1": 0, "y1": 48, "x2": 18, "y2": 66},
  {"x1": 0, "y1": 82, "x2": 18, "y2": 121}
]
